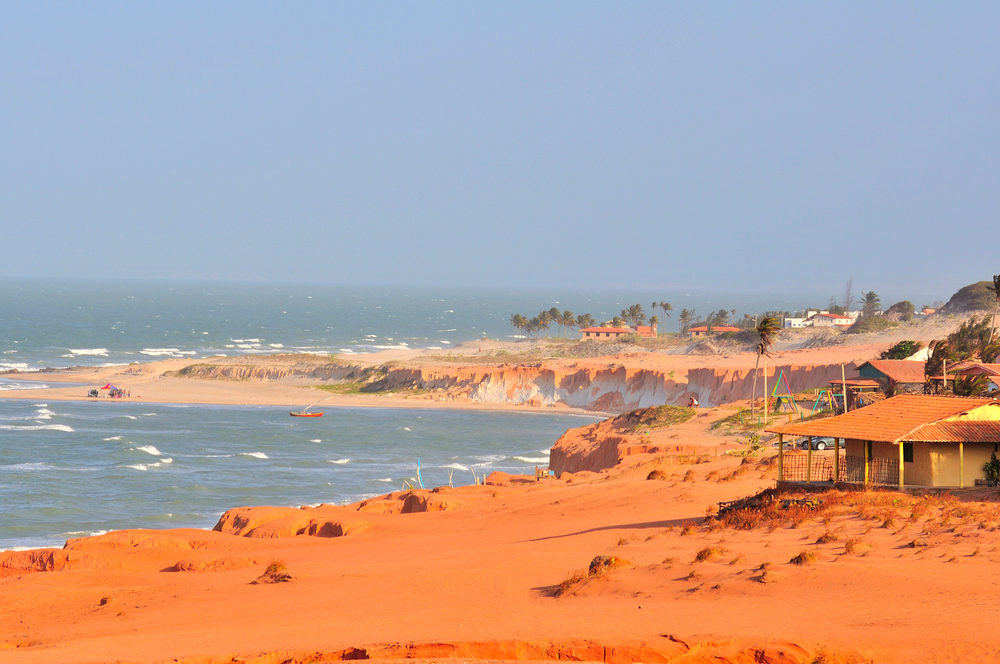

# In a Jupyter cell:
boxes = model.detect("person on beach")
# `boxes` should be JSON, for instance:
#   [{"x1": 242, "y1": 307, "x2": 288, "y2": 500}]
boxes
[{"x1": 688, "y1": 396, "x2": 699, "y2": 408}]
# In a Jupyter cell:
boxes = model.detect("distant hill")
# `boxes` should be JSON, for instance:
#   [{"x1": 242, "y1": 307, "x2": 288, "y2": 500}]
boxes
[{"x1": 939, "y1": 281, "x2": 995, "y2": 314}]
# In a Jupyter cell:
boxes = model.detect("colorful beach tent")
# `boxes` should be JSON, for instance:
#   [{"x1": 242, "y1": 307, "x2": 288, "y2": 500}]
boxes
[{"x1": 101, "y1": 383, "x2": 117, "y2": 390}]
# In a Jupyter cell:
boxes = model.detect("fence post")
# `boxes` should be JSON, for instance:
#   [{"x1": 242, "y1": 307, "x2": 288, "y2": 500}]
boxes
[
  {"x1": 864, "y1": 441, "x2": 870, "y2": 485},
  {"x1": 959, "y1": 442, "x2": 964, "y2": 489},
  {"x1": 806, "y1": 436, "x2": 812, "y2": 484},
  {"x1": 777, "y1": 433, "x2": 783, "y2": 482},
  {"x1": 899, "y1": 443, "x2": 904, "y2": 489},
  {"x1": 834, "y1": 438, "x2": 841, "y2": 484}
]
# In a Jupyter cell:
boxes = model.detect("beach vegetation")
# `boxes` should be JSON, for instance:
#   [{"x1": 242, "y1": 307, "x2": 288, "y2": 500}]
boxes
[
  {"x1": 877, "y1": 340, "x2": 923, "y2": 360},
  {"x1": 750, "y1": 317, "x2": 781, "y2": 422},
  {"x1": 789, "y1": 550, "x2": 818, "y2": 566},
  {"x1": 694, "y1": 544, "x2": 727, "y2": 562},
  {"x1": 624, "y1": 404, "x2": 696, "y2": 432}
]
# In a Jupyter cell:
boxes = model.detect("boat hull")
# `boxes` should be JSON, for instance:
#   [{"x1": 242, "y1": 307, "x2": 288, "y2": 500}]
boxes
[{"x1": 289, "y1": 412, "x2": 324, "y2": 418}]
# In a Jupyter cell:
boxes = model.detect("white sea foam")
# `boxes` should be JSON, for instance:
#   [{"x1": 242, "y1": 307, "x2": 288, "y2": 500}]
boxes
[
  {"x1": 310, "y1": 439, "x2": 322, "y2": 443},
  {"x1": 0, "y1": 362, "x2": 30, "y2": 371},
  {"x1": 0, "y1": 424, "x2": 74, "y2": 432},
  {"x1": 513, "y1": 456, "x2": 549, "y2": 463},
  {"x1": 0, "y1": 462, "x2": 53, "y2": 471},
  {"x1": 231, "y1": 338, "x2": 260, "y2": 343},
  {"x1": 238, "y1": 452, "x2": 269, "y2": 459},
  {"x1": 67, "y1": 348, "x2": 109, "y2": 356},
  {"x1": 161, "y1": 458, "x2": 173, "y2": 464},
  {"x1": 118, "y1": 415, "x2": 138, "y2": 420},
  {"x1": 438, "y1": 329, "x2": 457, "y2": 332},
  {"x1": 327, "y1": 458, "x2": 350, "y2": 464},
  {"x1": 269, "y1": 344, "x2": 284, "y2": 348},
  {"x1": 136, "y1": 445, "x2": 162, "y2": 456},
  {"x1": 143, "y1": 413, "x2": 157, "y2": 416},
  {"x1": 125, "y1": 463, "x2": 149, "y2": 471},
  {"x1": 443, "y1": 463, "x2": 469, "y2": 471},
  {"x1": 371, "y1": 344, "x2": 410, "y2": 350},
  {"x1": 140, "y1": 348, "x2": 197, "y2": 357},
  {"x1": 2, "y1": 350, "x2": 16, "y2": 354},
  {"x1": 427, "y1": 346, "x2": 442, "y2": 350},
  {"x1": 440, "y1": 341, "x2": 452, "y2": 345},
  {"x1": 401, "y1": 426, "x2": 412, "y2": 431},
  {"x1": 34, "y1": 408, "x2": 54, "y2": 420},
  {"x1": 374, "y1": 477, "x2": 393, "y2": 482},
  {"x1": 103, "y1": 435, "x2": 122, "y2": 441}
]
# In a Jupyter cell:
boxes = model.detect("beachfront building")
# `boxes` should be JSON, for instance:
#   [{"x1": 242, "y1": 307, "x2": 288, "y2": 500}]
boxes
[
  {"x1": 809, "y1": 312, "x2": 855, "y2": 328},
  {"x1": 580, "y1": 326, "x2": 632, "y2": 340},
  {"x1": 767, "y1": 395, "x2": 1000, "y2": 488},
  {"x1": 688, "y1": 325, "x2": 740, "y2": 338},
  {"x1": 857, "y1": 359, "x2": 927, "y2": 395},
  {"x1": 580, "y1": 323, "x2": 657, "y2": 340},
  {"x1": 784, "y1": 317, "x2": 808, "y2": 328},
  {"x1": 634, "y1": 324, "x2": 657, "y2": 338}
]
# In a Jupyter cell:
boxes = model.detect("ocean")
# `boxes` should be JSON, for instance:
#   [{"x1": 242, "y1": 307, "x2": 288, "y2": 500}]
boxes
[
  {"x1": 0, "y1": 280, "x2": 843, "y2": 372},
  {"x1": 0, "y1": 399, "x2": 592, "y2": 551},
  {"x1": 0, "y1": 279, "x2": 859, "y2": 552}
]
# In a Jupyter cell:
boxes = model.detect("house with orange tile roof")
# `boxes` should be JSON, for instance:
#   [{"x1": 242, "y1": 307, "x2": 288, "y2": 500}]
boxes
[
  {"x1": 857, "y1": 359, "x2": 927, "y2": 394},
  {"x1": 766, "y1": 395, "x2": 1000, "y2": 488},
  {"x1": 688, "y1": 325, "x2": 740, "y2": 338},
  {"x1": 580, "y1": 323, "x2": 657, "y2": 340},
  {"x1": 579, "y1": 326, "x2": 632, "y2": 341}
]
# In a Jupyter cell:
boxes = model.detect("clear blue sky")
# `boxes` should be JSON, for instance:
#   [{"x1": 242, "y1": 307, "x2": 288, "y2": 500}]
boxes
[{"x1": 1, "y1": 3, "x2": 997, "y2": 298}]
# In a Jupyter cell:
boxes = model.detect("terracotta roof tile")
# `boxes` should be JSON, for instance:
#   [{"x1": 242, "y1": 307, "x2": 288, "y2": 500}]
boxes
[
  {"x1": 580, "y1": 327, "x2": 630, "y2": 333},
  {"x1": 766, "y1": 395, "x2": 998, "y2": 443},
  {"x1": 901, "y1": 421, "x2": 1000, "y2": 443},
  {"x1": 860, "y1": 359, "x2": 927, "y2": 384}
]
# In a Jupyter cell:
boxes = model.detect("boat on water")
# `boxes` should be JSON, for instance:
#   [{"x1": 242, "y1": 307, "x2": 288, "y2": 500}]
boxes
[{"x1": 290, "y1": 411, "x2": 323, "y2": 418}]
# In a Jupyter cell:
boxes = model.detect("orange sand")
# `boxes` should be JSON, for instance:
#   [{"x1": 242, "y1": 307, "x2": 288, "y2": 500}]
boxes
[{"x1": 4, "y1": 405, "x2": 1000, "y2": 663}]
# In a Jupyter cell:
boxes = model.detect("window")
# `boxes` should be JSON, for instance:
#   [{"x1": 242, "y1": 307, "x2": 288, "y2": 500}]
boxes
[{"x1": 903, "y1": 443, "x2": 913, "y2": 463}]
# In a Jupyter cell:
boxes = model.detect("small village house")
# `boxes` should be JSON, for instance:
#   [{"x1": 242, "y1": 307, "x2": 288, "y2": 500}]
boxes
[
  {"x1": 809, "y1": 312, "x2": 855, "y2": 328},
  {"x1": 580, "y1": 322, "x2": 657, "y2": 340},
  {"x1": 767, "y1": 395, "x2": 1000, "y2": 488},
  {"x1": 688, "y1": 325, "x2": 740, "y2": 338},
  {"x1": 857, "y1": 359, "x2": 927, "y2": 395},
  {"x1": 579, "y1": 326, "x2": 632, "y2": 340}
]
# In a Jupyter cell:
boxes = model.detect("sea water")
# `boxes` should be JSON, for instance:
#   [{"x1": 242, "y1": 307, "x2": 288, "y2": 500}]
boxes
[
  {"x1": 0, "y1": 280, "x2": 847, "y2": 551},
  {"x1": 0, "y1": 399, "x2": 593, "y2": 551},
  {"x1": 0, "y1": 280, "x2": 841, "y2": 371}
]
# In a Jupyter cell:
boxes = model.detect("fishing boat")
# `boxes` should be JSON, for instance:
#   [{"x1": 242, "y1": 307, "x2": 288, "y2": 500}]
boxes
[{"x1": 289, "y1": 395, "x2": 331, "y2": 418}]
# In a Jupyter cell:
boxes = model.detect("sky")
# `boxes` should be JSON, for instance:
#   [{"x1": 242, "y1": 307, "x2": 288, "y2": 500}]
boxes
[{"x1": 1, "y1": 3, "x2": 997, "y2": 299}]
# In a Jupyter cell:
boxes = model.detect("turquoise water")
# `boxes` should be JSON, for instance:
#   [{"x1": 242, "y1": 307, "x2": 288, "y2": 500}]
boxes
[{"x1": 0, "y1": 399, "x2": 593, "y2": 551}]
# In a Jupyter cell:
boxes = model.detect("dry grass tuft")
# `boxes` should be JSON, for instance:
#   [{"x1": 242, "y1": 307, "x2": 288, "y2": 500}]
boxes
[
  {"x1": 682, "y1": 469, "x2": 696, "y2": 482},
  {"x1": 789, "y1": 550, "x2": 819, "y2": 566},
  {"x1": 815, "y1": 530, "x2": 840, "y2": 544},
  {"x1": 555, "y1": 569, "x2": 588, "y2": 597},
  {"x1": 694, "y1": 545, "x2": 728, "y2": 563},
  {"x1": 251, "y1": 559, "x2": 292, "y2": 585},
  {"x1": 679, "y1": 522, "x2": 697, "y2": 537}
]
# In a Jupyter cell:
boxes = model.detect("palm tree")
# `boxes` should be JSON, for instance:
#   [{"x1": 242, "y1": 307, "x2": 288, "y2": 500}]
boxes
[
  {"x1": 649, "y1": 315, "x2": 659, "y2": 336},
  {"x1": 538, "y1": 310, "x2": 552, "y2": 337},
  {"x1": 576, "y1": 313, "x2": 595, "y2": 330},
  {"x1": 679, "y1": 308, "x2": 694, "y2": 336},
  {"x1": 750, "y1": 317, "x2": 781, "y2": 423},
  {"x1": 548, "y1": 307, "x2": 561, "y2": 336},
  {"x1": 611, "y1": 315, "x2": 624, "y2": 328},
  {"x1": 561, "y1": 310, "x2": 576, "y2": 338},
  {"x1": 859, "y1": 291, "x2": 881, "y2": 318},
  {"x1": 622, "y1": 304, "x2": 646, "y2": 328},
  {"x1": 988, "y1": 274, "x2": 1000, "y2": 343}
]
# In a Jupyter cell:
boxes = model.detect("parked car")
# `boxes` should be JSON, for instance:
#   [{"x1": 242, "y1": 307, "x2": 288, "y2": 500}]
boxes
[{"x1": 799, "y1": 437, "x2": 836, "y2": 451}]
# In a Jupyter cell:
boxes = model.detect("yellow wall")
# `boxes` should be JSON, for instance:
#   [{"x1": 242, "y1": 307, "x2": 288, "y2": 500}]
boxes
[
  {"x1": 944, "y1": 404, "x2": 1000, "y2": 422},
  {"x1": 843, "y1": 438, "x2": 998, "y2": 487}
]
